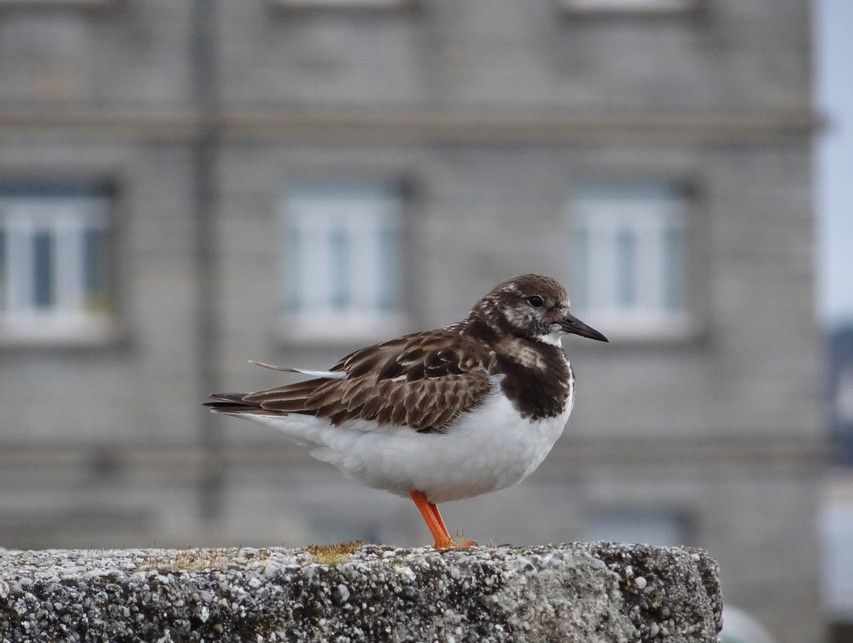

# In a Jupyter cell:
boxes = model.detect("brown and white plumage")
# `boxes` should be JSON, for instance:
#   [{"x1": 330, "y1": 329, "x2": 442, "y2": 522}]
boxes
[
  {"x1": 208, "y1": 329, "x2": 493, "y2": 432},
  {"x1": 205, "y1": 274, "x2": 607, "y2": 547}
]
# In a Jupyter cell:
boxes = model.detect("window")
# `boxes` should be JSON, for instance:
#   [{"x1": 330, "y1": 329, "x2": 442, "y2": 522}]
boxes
[
  {"x1": 0, "y1": 186, "x2": 113, "y2": 343},
  {"x1": 583, "y1": 508, "x2": 690, "y2": 546},
  {"x1": 823, "y1": 498, "x2": 853, "y2": 621},
  {"x1": 569, "y1": 183, "x2": 694, "y2": 339},
  {"x1": 836, "y1": 365, "x2": 853, "y2": 426},
  {"x1": 281, "y1": 182, "x2": 405, "y2": 342}
]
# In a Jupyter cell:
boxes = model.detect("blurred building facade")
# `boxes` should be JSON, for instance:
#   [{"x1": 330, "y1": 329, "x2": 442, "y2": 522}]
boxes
[
  {"x1": 829, "y1": 327, "x2": 853, "y2": 464},
  {"x1": 0, "y1": 1, "x2": 822, "y2": 641},
  {"x1": 825, "y1": 325, "x2": 853, "y2": 642}
]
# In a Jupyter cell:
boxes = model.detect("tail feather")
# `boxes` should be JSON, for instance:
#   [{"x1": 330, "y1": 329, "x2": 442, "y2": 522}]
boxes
[{"x1": 204, "y1": 393, "x2": 272, "y2": 415}]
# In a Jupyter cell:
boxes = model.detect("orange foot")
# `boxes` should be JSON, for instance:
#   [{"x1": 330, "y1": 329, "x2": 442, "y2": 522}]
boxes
[{"x1": 409, "y1": 490, "x2": 477, "y2": 549}]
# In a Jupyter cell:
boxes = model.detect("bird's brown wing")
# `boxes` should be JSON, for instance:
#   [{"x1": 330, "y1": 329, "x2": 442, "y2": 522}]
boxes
[{"x1": 205, "y1": 329, "x2": 494, "y2": 433}]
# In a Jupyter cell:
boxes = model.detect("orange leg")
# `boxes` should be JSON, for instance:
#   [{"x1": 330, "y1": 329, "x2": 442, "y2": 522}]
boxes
[
  {"x1": 410, "y1": 490, "x2": 454, "y2": 548},
  {"x1": 430, "y1": 502, "x2": 477, "y2": 547},
  {"x1": 427, "y1": 502, "x2": 450, "y2": 538},
  {"x1": 410, "y1": 491, "x2": 476, "y2": 548}
]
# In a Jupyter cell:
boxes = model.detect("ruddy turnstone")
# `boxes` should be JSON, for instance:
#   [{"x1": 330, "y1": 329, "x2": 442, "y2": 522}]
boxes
[{"x1": 205, "y1": 274, "x2": 607, "y2": 548}]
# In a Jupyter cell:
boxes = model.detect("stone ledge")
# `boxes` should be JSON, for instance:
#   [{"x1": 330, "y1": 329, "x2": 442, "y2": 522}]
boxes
[{"x1": 0, "y1": 542, "x2": 722, "y2": 642}]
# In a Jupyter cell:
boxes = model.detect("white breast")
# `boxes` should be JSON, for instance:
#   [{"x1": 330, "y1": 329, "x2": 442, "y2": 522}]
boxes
[{"x1": 247, "y1": 373, "x2": 575, "y2": 504}]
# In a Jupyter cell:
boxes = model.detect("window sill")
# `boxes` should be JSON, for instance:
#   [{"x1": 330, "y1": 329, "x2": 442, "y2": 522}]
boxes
[
  {"x1": 575, "y1": 313, "x2": 703, "y2": 344},
  {"x1": 277, "y1": 312, "x2": 409, "y2": 346},
  {"x1": 0, "y1": 316, "x2": 121, "y2": 348},
  {"x1": 269, "y1": 0, "x2": 415, "y2": 11},
  {"x1": 0, "y1": 0, "x2": 121, "y2": 9},
  {"x1": 558, "y1": 0, "x2": 699, "y2": 17}
]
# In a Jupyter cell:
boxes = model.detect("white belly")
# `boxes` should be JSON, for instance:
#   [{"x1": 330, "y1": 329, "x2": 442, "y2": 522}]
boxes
[{"x1": 246, "y1": 381, "x2": 574, "y2": 503}]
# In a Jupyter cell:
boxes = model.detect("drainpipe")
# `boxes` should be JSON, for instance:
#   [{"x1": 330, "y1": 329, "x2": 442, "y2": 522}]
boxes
[{"x1": 191, "y1": 0, "x2": 223, "y2": 519}]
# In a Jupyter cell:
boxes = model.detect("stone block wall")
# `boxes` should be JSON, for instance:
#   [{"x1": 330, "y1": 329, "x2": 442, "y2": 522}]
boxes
[{"x1": 0, "y1": 543, "x2": 721, "y2": 642}]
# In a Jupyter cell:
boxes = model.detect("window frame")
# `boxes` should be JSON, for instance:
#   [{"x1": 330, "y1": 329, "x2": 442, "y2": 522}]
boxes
[
  {"x1": 567, "y1": 182, "x2": 699, "y2": 342},
  {"x1": 0, "y1": 189, "x2": 116, "y2": 345},
  {"x1": 278, "y1": 182, "x2": 408, "y2": 344}
]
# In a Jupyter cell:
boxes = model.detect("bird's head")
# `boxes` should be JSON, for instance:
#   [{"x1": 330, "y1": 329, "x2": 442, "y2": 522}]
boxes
[{"x1": 468, "y1": 274, "x2": 608, "y2": 345}]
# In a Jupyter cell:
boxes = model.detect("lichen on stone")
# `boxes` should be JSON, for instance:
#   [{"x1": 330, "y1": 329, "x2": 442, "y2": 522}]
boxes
[{"x1": 305, "y1": 540, "x2": 364, "y2": 565}]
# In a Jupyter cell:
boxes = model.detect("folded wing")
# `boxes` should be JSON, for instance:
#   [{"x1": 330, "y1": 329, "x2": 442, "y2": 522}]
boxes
[{"x1": 204, "y1": 329, "x2": 494, "y2": 434}]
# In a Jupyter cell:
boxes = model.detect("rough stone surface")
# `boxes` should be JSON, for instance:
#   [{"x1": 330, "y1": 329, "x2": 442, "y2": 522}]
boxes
[{"x1": 0, "y1": 542, "x2": 721, "y2": 642}]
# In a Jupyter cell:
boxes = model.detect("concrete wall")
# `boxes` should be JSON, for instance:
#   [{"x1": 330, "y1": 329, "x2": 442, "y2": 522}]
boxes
[{"x1": 0, "y1": 543, "x2": 723, "y2": 642}]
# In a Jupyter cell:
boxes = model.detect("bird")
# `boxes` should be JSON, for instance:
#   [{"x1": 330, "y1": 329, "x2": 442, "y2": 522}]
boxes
[{"x1": 205, "y1": 274, "x2": 607, "y2": 548}]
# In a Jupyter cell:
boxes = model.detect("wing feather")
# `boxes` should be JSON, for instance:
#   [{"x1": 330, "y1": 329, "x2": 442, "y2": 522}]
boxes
[{"x1": 206, "y1": 329, "x2": 494, "y2": 433}]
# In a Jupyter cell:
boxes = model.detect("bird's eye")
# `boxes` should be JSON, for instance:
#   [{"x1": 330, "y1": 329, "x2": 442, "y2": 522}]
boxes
[{"x1": 527, "y1": 295, "x2": 545, "y2": 308}]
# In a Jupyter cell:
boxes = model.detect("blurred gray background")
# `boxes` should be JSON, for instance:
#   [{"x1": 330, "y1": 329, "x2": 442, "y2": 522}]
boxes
[{"x1": 0, "y1": 1, "x2": 848, "y2": 642}]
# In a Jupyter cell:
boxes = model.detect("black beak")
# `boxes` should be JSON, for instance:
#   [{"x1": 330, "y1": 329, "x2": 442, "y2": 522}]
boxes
[{"x1": 561, "y1": 313, "x2": 608, "y2": 342}]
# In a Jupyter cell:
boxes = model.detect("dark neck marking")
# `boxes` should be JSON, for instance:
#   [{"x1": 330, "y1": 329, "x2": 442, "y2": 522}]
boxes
[
  {"x1": 493, "y1": 337, "x2": 571, "y2": 420},
  {"x1": 463, "y1": 317, "x2": 501, "y2": 345}
]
